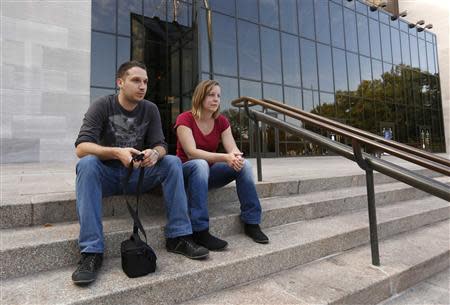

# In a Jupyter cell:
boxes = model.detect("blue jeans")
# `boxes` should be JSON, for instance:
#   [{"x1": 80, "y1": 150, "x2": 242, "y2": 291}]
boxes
[
  {"x1": 75, "y1": 155, "x2": 192, "y2": 253},
  {"x1": 182, "y1": 159, "x2": 262, "y2": 232}
]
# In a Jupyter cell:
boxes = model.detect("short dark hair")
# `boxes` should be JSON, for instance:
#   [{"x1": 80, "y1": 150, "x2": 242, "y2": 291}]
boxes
[{"x1": 116, "y1": 61, "x2": 147, "y2": 79}]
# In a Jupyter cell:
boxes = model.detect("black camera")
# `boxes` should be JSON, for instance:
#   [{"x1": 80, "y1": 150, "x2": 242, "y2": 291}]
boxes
[{"x1": 132, "y1": 153, "x2": 145, "y2": 162}]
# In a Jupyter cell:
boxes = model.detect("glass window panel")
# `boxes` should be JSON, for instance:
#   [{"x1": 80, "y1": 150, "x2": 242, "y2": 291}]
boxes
[
  {"x1": 410, "y1": 35, "x2": 419, "y2": 68},
  {"x1": 263, "y1": 83, "x2": 283, "y2": 101},
  {"x1": 418, "y1": 39, "x2": 427, "y2": 72},
  {"x1": 284, "y1": 86, "x2": 302, "y2": 110},
  {"x1": 117, "y1": 37, "x2": 130, "y2": 67},
  {"x1": 261, "y1": 27, "x2": 282, "y2": 83},
  {"x1": 389, "y1": 16, "x2": 399, "y2": 28},
  {"x1": 356, "y1": 1, "x2": 367, "y2": 15},
  {"x1": 331, "y1": 0, "x2": 342, "y2": 4},
  {"x1": 333, "y1": 48, "x2": 348, "y2": 93},
  {"x1": 320, "y1": 92, "x2": 336, "y2": 117},
  {"x1": 360, "y1": 56, "x2": 372, "y2": 98},
  {"x1": 260, "y1": 0, "x2": 279, "y2": 29},
  {"x1": 357, "y1": 13, "x2": 370, "y2": 56},
  {"x1": 369, "y1": 18, "x2": 381, "y2": 59},
  {"x1": 199, "y1": 9, "x2": 210, "y2": 73},
  {"x1": 210, "y1": 0, "x2": 235, "y2": 16},
  {"x1": 91, "y1": 32, "x2": 116, "y2": 88},
  {"x1": 118, "y1": 0, "x2": 141, "y2": 36},
  {"x1": 171, "y1": 2, "x2": 192, "y2": 27},
  {"x1": 330, "y1": 2, "x2": 345, "y2": 49},
  {"x1": 238, "y1": 20, "x2": 261, "y2": 80},
  {"x1": 281, "y1": 33, "x2": 301, "y2": 87},
  {"x1": 433, "y1": 39, "x2": 439, "y2": 74},
  {"x1": 214, "y1": 75, "x2": 238, "y2": 110},
  {"x1": 425, "y1": 32, "x2": 433, "y2": 43},
  {"x1": 400, "y1": 31, "x2": 410, "y2": 66},
  {"x1": 237, "y1": 0, "x2": 258, "y2": 22},
  {"x1": 408, "y1": 23, "x2": 416, "y2": 36},
  {"x1": 344, "y1": 8, "x2": 358, "y2": 53},
  {"x1": 372, "y1": 59, "x2": 383, "y2": 101},
  {"x1": 144, "y1": 0, "x2": 166, "y2": 19},
  {"x1": 280, "y1": 0, "x2": 298, "y2": 34},
  {"x1": 314, "y1": 0, "x2": 330, "y2": 44},
  {"x1": 347, "y1": 52, "x2": 360, "y2": 93},
  {"x1": 91, "y1": 87, "x2": 116, "y2": 103},
  {"x1": 399, "y1": 20, "x2": 409, "y2": 32},
  {"x1": 343, "y1": 0, "x2": 355, "y2": 10},
  {"x1": 302, "y1": 89, "x2": 319, "y2": 112},
  {"x1": 380, "y1": 23, "x2": 392, "y2": 63},
  {"x1": 317, "y1": 44, "x2": 334, "y2": 93},
  {"x1": 427, "y1": 42, "x2": 435, "y2": 75},
  {"x1": 391, "y1": 28, "x2": 401, "y2": 65},
  {"x1": 368, "y1": 5, "x2": 378, "y2": 20},
  {"x1": 300, "y1": 38, "x2": 318, "y2": 90},
  {"x1": 212, "y1": 13, "x2": 237, "y2": 76},
  {"x1": 379, "y1": 11, "x2": 390, "y2": 24},
  {"x1": 417, "y1": 29, "x2": 425, "y2": 40},
  {"x1": 92, "y1": 0, "x2": 116, "y2": 33},
  {"x1": 298, "y1": 0, "x2": 315, "y2": 40},
  {"x1": 201, "y1": 73, "x2": 211, "y2": 80},
  {"x1": 240, "y1": 79, "x2": 262, "y2": 99},
  {"x1": 383, "y1": 63, "x2": 393, "y2": 102}
]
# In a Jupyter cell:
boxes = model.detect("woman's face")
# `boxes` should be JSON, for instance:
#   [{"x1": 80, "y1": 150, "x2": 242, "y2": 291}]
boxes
[{"x1": 202, "y1": 85, "x2": 221, "y2": 114}]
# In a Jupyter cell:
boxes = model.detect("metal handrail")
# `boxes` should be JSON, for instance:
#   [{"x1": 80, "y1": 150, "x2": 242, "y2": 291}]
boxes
[
  {"x1": 261, "y1": 98, "x2": 450, "y2": 168},
  {"x1": 232, "y1": 96, "x2": 450, "y2": 266},
  {"x1": 232, "y1": 97, "x2": 450, "y2": 176}
]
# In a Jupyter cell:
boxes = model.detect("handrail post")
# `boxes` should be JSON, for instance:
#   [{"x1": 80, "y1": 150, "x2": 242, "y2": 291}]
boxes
[
  {"x1": 243, "y1": 101, "x2": 263, "y2": 181},
  {"x1": 352, "y1": 140, "x2": 380, "y2": 266},
  {"x1": 254, "y1": 119, "x2": 262, "y2": 182}
]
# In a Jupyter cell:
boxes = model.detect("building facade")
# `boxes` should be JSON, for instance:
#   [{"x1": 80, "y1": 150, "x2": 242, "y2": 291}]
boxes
[{"x1": 1, "y1": 0, "x2": 448, "y2": 163}]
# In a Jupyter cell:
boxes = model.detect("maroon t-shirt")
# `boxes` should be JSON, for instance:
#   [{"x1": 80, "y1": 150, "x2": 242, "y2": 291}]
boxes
[{"x1": 174, "y1": 111, "x2": 230, "y2": 163}]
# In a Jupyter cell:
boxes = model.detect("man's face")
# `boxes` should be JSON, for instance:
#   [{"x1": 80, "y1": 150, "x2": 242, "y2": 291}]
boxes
[{"x1": 117, "y1": 67, "x2": 148, "y2": 103}]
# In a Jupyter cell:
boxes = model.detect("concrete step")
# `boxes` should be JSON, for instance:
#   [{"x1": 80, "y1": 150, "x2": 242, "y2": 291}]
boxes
[
  {"x1": 377, "y1": 268, "x2": 449, "y2": 305},
  {"x1": 1, "y1": 169, "x2": 442, "y2": 229},
  {"x1": 1, "y1": 177, "x2": 447, "y2": 280},
  {"x1": 180, "y1": 220, "x2": 450, "y2": 305},
  {"x1": 1, "y1": 198, "x2": 449, "y2": 305}
]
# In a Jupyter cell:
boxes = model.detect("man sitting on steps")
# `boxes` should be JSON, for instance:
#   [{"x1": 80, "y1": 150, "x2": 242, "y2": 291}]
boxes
[{"x1": 72, "y1": 60, "x2": 209, "y2": 286}]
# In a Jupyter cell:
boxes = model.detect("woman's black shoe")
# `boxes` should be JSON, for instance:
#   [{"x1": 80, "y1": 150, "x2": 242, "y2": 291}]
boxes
[
  {"x1": 193, "y1": 229, "x2": 228, "y2": 251},
  {"x1": 244, "y1": 224, "x2": 269, "y2": 244}
]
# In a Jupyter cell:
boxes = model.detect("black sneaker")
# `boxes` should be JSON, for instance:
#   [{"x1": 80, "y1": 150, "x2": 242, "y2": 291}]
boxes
[
  {"x1": 244, "y1": 224, "x2": 269, "y2": 244},
  {"x1": 193, "y1": 229, "x2": 228, "y2": 251},
  {"x1": 166, "y1": 235, "x2": 209, "y2": 259},
  {"x1": 72, "y1": 253, "x2": 103, "y2": 286}
]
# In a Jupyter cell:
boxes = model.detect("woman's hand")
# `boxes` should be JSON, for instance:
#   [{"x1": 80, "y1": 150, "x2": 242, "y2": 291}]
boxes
[{"x1": 225, "y1": 152, "x2": 244, "y2": 171}]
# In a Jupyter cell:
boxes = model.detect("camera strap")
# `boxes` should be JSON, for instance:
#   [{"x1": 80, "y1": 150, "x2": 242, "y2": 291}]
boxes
[{"x1": 122, "y1": 161, "x2": 147, "y2": 242}]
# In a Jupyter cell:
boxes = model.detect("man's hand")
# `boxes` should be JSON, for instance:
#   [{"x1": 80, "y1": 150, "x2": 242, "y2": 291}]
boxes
[
  {"x1": 115, "y1": 147, "x2": 142, "y2": 167},
  {"x1": 140, "y1": 148, "x2": 160, "y2": 167}
]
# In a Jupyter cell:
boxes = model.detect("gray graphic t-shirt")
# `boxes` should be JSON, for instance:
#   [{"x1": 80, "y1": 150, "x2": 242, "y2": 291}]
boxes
[{"x1": 75, "y1": 95, "x2": 167, "y2": 154}]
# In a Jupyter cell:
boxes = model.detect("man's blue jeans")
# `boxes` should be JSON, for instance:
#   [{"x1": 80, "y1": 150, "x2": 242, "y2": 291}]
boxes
[
  {"x1": 76, "y1": 155, "x2": 192, "y2": 253},
  {"x1": 182, "y1": 159, "x2": 262, "y2": 232}
]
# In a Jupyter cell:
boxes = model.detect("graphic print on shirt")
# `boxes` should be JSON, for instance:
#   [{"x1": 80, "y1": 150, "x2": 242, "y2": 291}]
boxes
[{"x1": 108, "y1": 114, "x2": 148, "y2": 148}]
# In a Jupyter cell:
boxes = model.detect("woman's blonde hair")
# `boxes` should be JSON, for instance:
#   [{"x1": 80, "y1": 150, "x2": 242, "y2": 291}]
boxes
[{"x1": 191, "y1": 80, "x2": 221, "y2": 119}]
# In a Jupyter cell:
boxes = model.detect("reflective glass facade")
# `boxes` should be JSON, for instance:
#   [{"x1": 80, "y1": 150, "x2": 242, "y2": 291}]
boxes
[{"x1": 91, "y1": 0, "x2": 445, "y2": 156}]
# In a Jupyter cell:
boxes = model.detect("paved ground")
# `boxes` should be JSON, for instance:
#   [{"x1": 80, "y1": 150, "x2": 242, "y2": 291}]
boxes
[
  {"x1": 1, "y1": 154, "x2": 448, "y2": 202},
  {"x1": 380, "y1": 268, "x2": 450, "y2": 305}
]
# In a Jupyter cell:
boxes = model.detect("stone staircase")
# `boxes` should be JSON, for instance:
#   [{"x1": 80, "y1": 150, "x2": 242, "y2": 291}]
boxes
[{"x1": 1, "y1": 169, "x2": 449, "y2": 305}]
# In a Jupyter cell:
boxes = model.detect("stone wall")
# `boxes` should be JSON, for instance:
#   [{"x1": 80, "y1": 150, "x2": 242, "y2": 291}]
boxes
[
  {"x1": 1, "y1": 1, "x2": 91, "y2": 163},
  {"x1": 399, "y1": 0, "x2": 450, "y2": 156}
]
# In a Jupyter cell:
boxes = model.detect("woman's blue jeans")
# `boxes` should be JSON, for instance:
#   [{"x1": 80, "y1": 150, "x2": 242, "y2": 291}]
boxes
[
  {"x1": 182, "y1": 159, "x2": 262, "y2": 232},
  {"x1": 76, "y1": 155, "x2": 192, "y2": 253}
]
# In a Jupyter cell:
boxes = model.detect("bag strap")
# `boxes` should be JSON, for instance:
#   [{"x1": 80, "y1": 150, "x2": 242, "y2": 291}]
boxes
[{"x1": 123, "y1": 160, "x2": 148, "y2": 242}]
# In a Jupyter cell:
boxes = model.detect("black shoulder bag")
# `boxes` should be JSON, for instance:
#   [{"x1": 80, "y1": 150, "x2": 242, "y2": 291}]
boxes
[{"x1": 121, "y1": 159, "x2": 157, "y2": 278}]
